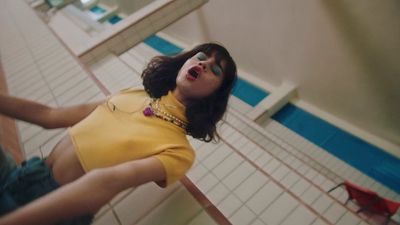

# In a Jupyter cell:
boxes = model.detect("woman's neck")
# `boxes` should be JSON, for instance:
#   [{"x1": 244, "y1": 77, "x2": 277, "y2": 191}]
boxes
[{"x1": 172, "y1": 89, "x2": 190, "y2": 107}]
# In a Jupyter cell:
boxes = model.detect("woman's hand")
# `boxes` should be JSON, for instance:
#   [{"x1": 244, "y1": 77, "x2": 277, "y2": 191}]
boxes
[{"x1": 0, "y1": 93, "x2": 102, "y2": 128}]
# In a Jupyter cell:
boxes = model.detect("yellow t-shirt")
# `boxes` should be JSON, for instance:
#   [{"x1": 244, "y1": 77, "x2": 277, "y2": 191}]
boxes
[{"x1": 69, "y1": 88, "x2": 195, "y2": 187}]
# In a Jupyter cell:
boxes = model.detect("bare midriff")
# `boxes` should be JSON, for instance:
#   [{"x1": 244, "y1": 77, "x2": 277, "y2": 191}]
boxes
[{"x1": 45, "y1": 134, "x2": 85, "y2": 186}]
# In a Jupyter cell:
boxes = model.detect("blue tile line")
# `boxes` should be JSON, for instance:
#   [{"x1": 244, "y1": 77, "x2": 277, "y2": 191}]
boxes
[
  {"x1": 143, "y1": 35, "x2": 183, "y2": 56},
  {"x1": 231, "y1": 78, "x2": 268, "y2": 107},
  {"x1": 143, "y1": 35, "x2": 269, "y2": 106},
  {"x1": 272, "y1": 104, "x2": 400, "y2": 193},
  {"x1": 108, "y1": 15, "x2": 122, "y2": 25},
  {"x1": 90, "y1": 6, "x2": 106, "y2": 14}
]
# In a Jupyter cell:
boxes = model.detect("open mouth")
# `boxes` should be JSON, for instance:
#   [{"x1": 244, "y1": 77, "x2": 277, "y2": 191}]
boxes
[{"x1": 187, "y1": 66, "x2": 201, "y2": 80}]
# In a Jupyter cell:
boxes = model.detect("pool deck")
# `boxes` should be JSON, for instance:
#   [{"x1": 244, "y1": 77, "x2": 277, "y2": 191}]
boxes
[{"x1": 0, "y1": 1, "x2": 399, "y2": 225}]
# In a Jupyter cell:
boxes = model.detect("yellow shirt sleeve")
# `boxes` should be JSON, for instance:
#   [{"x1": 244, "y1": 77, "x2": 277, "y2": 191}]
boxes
[{"x1": 154, "y1": 147, "x2": 195, "y2": 188}]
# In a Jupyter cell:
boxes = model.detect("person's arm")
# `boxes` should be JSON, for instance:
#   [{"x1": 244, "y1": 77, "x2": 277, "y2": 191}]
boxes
[
  {"x1": 0, "y1": 157, "x2": 165, "y2": 225},
  {"x1": 0, "y1": 93, "x2": 102, "y2": 128}
]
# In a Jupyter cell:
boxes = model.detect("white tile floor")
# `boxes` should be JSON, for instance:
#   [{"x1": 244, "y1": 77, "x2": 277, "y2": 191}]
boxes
[{"x1": 1, "y1": 1, "x2": 400, "y2": 225}]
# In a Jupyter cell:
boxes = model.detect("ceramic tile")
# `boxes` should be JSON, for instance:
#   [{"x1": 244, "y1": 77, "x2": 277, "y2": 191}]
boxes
[
  {"x1": 202, "y1": 144, "x2": 232, "y2": 170},
  {"x1": 250, "y1": 219, "x2": 265, "y2": 225},
  {"x1": 187, "y1": 163, "x2": 208, "y2": 183},
  {"x1": 259, "y1": 192, "x2": 299, "y2": 225},
  {"x1": 20, "y1": 125, "x2": 43, "y2": 142},
  {"x1": 280, "y1": 205, "x2": 317, "y2": 225},
  {"x1": 271, "y1": 164, "x2": 291, "y2": 181},
  {"x1": 230, "y1": 135, "x2": 250, "y2": 151},
  {"x1": 304, "y1": 168, "x2": 319, "y2": 181},
  {"x1": 311, "y1": 194, "x2": 334, "y2": 214},
  {"x1": 254, "y1": 151, "x2": 273, "y2": 168},
  {"x1": 311, "y1": 218, "x2": 329, "y2": 225},
  {"x1": 300, "y1": 185, "x2": 322, "y2": 205},
  {"x1": 217, "y1": 194, "x2": 242, "y2": 217},
  {"x1": 110, "y1": 188, "x2": 135, "y2": 206},
  {"x1": 39, "y1": 130, "x2": 66, "y2": 157},
  {"x1": 290, "y1": 178, "x2": 312, "y2": 197},
  {"x1": 280, "y1": 171, "x2": 301, "y2": 189},
  {"x1": 52, "y1": 74, "x2": 87, "y2": 97},
  {"x1": 222, "y1": 161, "x2": 256, "y2": 190},
  {"x1": 57, "y1": 78, "x2": 95, "y2": 104},
  {"x1": 225, "y1": 130, "x2": 242, "y2": 144},
  {"x1": 92, "y1": 209, "x2": 119, "y2": 225},
  {"x1": 239, "y1": 141, "x2": 258, "y2": 156},
  {"x1": 229, "y1": 205, "x2": 256, "y2": 225},
  {"x1": 246, "y1": 181, "x2": 283, "y2": 215},
  {"x1": 196, "y1": 172, "x2": 219, "y2": 193},
  {"x1": 335, "y1": 211, "x2": 362, "y2": 225},
  {"x1": 196, "y1": 142, "x2": 222, "y2": 161},
  {"x1": 212, "y1": 151, "x2": 244, "y2": 180},
  {"x1": 135, "y1": 187, "x2": 202, "y2": 225},
  {"x1": 323, "y1": 202, "x2": 347, "y2": 224},
  {"x1": 234, "y1": 171, "x2": 269, "y2": 202},
  {"x1": 114, "y1": 182, "x2": 179, "y2": 225},
  {"x1": 23, "y1": 129, "x2": 63, "y2": 154},
  {"x1": 262, "y1": 158, "x2": 281, "y2": 174},
  {"x1": 207, "y1": 182, "x2": 230, "y2": 205},
  {"x1": 247, "y1": 146, "x2": 265, "y2": 161},
  {"x1": 312, "y1": 174, "x2": 327, "y2": 187}
]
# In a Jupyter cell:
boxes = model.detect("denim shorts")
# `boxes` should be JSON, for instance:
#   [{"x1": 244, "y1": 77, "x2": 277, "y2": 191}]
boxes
[{"x1": 0, "y1": 146, "x2": 93, "y2": 225}]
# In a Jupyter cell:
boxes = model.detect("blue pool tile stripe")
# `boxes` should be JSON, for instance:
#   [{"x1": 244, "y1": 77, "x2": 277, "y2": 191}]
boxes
[
  {"x1": 90, "y1": 6, "x2": 106, "y2": 14},
  {"x1": 272, "y1": 104, "x2": 400, "y2": 193},
  {"x1": 108, "y1": 15, "x2": 122, "y2": 25},
  {"x1": 231, "y1": 78, "x2": 268, "y2": 107},
  {"x1": 144, "y1": 35, "x2": 268, "y2": 106},
  {"x1": 144, "y1": 35, "x2": 183, "y2": 56}
]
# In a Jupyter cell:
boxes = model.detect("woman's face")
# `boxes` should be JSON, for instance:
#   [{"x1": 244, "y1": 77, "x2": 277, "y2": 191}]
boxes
[{"x1": 175, "y1": 51, "x2": 226, "y2": 103}]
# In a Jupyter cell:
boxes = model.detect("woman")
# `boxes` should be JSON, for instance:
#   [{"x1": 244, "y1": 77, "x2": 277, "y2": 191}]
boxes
[{"x1": 0, "y1": 43, "x2": 237, "y2": 225}]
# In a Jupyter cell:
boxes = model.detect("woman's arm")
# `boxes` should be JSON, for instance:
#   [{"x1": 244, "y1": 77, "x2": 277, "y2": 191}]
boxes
[
  {"x1": 0, "y1": 93, "x2": 102, "y2": 128},
  {"x1": 0, "y1": 157, "x2": 165, "y2": 225}
]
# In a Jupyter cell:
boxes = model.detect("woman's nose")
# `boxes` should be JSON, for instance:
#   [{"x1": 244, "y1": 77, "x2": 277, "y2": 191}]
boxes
[{"x1": 198, "y1": 62, "x2": 207, "y2": 71}]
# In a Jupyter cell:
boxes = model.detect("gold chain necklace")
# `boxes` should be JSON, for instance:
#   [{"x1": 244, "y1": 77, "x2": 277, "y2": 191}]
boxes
[{"x1": 143, "y1": 99, "x2": 187, "y2": 129}]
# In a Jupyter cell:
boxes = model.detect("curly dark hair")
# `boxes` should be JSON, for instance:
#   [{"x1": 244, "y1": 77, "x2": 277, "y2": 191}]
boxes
[{"x1": 141, "y1": 43, "x2": 237, "y2": 142}]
